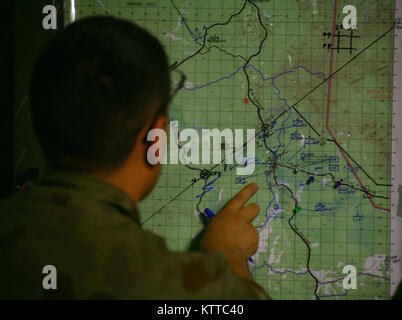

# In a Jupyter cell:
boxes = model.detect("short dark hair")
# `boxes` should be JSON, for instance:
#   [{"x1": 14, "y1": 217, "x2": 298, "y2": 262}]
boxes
[{"x1": 30, "y1": 16, "x2": 170, "y2": 172}]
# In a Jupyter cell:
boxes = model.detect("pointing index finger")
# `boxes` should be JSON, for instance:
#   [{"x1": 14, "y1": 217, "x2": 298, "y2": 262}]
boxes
[{"x1": 225, "y1": 183, "x2": 259, "y2": 210}]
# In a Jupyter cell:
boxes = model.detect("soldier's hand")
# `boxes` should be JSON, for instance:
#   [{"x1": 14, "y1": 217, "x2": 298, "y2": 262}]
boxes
[{"x1": 201, "y1": 183, "x2": 260, "y2": 280}]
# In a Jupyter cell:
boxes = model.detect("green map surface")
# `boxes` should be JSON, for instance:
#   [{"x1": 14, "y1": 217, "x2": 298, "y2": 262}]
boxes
[{"x1": 67, "y1": 0, "x2": 395, "y2": 299}]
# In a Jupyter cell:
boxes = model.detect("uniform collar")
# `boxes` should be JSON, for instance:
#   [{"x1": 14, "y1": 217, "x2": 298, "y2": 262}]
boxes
[{"x1": 39, "y1": 170, "x2": 140, "y2": 225}]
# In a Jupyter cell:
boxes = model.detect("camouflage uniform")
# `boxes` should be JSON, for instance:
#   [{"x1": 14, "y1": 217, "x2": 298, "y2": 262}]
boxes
[{"x1": 0, "y1": 171, "x2": 269, "y2": 299}]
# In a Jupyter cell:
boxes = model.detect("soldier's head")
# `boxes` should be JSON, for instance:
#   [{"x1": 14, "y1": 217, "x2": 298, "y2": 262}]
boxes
[{"x1": 31, "y1": 16, "x2": 171, "y2": 201}]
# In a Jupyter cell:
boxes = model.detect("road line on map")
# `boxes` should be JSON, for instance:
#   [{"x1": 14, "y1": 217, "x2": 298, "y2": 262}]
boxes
[{"x1": 325, "y1": 0, "x2": 390, "y2": 212}]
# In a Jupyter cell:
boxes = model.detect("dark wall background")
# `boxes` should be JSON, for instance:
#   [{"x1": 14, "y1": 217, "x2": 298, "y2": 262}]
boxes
[
  {"x1": 1, "y1": 1, "x2": 63, "y2": 198},
  {"x1": 0, "y1": 1, "x2": 16, "y2": 198}
]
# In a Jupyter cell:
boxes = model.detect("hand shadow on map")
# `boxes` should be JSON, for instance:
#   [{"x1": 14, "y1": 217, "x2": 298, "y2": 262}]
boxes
[{"x1": 187, "y1": 214, "x2": 209, "y2": 252}]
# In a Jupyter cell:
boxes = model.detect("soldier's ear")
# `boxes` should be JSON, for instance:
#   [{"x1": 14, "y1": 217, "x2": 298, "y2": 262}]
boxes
[
  {"x1": 140, "y1": 115, "x2": 168, "y2": 168},
  {"x1": 142, "y1": 115, "x2": 168, "y2": 144}
]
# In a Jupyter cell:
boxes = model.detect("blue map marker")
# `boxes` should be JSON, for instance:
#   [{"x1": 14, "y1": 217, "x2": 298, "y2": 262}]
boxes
[
  {"x1": 204, "y1": 208, "x2": 216, "y2": 219},
  {"x1": 307, "y1": 176, "x2": 315, "y2": 184}
]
